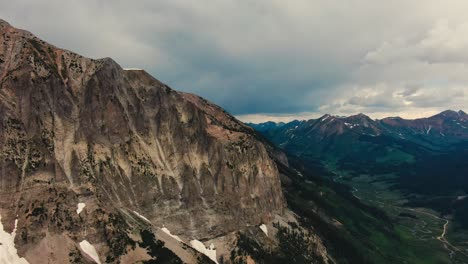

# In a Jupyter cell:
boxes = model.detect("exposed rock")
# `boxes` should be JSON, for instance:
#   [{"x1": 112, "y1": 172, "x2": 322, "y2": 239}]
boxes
[{"x1": 0, "y1": 18, "x2": 285, "y2": 263}]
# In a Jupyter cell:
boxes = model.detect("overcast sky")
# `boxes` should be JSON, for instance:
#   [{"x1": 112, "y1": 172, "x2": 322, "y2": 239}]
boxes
[{"x1": 1, "y1": 0, "x2": 467, "y2": 122}]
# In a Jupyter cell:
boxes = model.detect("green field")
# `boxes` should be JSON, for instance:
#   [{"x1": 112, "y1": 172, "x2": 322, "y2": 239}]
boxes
[{"x1": 328, "y1": 167, "x2": 468, "y2": 264}]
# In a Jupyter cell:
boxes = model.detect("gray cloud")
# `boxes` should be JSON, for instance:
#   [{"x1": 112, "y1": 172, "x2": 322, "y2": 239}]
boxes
[{"x1": 1, "y1": 0, "x2": 467, "y2": 121}]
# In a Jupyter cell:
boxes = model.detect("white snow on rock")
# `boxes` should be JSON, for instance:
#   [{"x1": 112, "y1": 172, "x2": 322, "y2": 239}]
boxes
[
  {"x1": 123, "y1": 68, "x2": 143, "y2": 71},
  {"x1": 132, "y1": 211, "x2": 151, "y2": 223},
  {"x1": 259, "y1": 224, "x2": 268, "y2": 236},
  {"x1": 344, "y1": 122, "x2": 359, "y2": 129},
  {"x1": 161, "y1": 227, "x2": 182, "y2": 242},
  {"x1": 189, "y1": 239, "x2": 218, "y2": 264},
  {"x1": 426, "y1": 125, "x2": 432, "y2": 134},
  {"x1": 0, "y1": 214, "x2": 29, "y2": 264},
  {"x1": 76, "y1": 203, "x2": 86, "y2": 215},
  {"x1": 79, "y1": 240, "x2": 101, "y2": 264}
]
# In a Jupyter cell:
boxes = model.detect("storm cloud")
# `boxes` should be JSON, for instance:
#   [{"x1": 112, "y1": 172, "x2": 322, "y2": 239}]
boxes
[{"x1": 1, "y1": 0, "x2": 467, "y2": 121}]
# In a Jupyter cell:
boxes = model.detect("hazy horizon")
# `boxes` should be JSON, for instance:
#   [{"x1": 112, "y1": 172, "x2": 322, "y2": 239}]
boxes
[{"x1": 236, "y1": 109, "x2": 468, "y2": 123}]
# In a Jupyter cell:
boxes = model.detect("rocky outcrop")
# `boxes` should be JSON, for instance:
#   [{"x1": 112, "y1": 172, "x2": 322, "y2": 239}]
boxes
[{"x1": 0, "y1": 19, "x2": 285, "y2": 263}]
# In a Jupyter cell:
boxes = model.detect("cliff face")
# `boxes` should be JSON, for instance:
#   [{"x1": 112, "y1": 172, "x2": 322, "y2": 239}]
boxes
[{"x1": 0, "y1": 19, "x2": 284, "y2": 263}]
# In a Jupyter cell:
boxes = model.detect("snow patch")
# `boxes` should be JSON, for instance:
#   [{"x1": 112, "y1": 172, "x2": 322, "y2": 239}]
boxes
[
  {"x1": 294, "y1": 169, "x2": 303, "y2": 177},
  {"x1": 345, "y1": 122, "x2": 359, "y2": 129},
  {"x1": 189, "y1": 239, "x2": 217, "y2": 264},
  {"x1": 76, "y1": 203, "x2": 86, "y2": 215},
  {"x1": 259, "y1": 224, "x2": 268, "y2": 236},
  {"x1": 161, "y1": 227, "x2": 182, "y2": 242},
  {"x1": 132, "y1": 211, "x2": 151, "y2": 223},
  {"x1": 426, "y1": 126, "x2": 432, "y2": 134},
  {"x1": 123, "y1": 68, "x2": 143, "y2": 71},
  {"x1": 0, "y1": 214, "x2": 29, "y2": 264},
  {"x1": 79, "y1": 240, "x2": 101, "y2": 264}
]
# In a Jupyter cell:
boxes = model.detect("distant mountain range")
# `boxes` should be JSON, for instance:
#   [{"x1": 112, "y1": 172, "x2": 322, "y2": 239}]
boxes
[
  {"x1": 249, "y1": 110, "x2": 468, "y2": 261},
  {"x1": 249, "y1": 110, "x2": 468, "y2": 152},
  {"x1": 246, "y1": 121, "x2": 286, "y2": 132},
  {"x1": 250, "y1": 109, "x2": 467, "y2": 136},
  {"x1": 249, "y1": 110, "x2": 468, "y2": 190}
]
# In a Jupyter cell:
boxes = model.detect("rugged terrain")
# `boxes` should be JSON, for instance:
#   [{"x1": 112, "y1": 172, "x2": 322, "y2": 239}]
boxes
[
  {"x1": 0, "y1": 19, "x2": 317, "y2": 263},
  {"x1": 253, "y1": 110, "x2": 468, "y2": 159},
  {"x1": 251, "y1": 111, "x2": 468, "y2": 263},
  {"x1": 4, "y1": 18, "x2": 457, "y2": 264}
]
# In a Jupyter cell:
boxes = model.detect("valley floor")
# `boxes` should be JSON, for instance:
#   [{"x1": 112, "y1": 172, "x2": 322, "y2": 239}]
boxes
[{"x1": 328, "y1": 167, "x2": 468, "y2": 264}]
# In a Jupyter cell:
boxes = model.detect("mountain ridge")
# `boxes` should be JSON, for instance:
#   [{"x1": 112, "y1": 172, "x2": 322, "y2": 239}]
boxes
[
  {"x1": 0, "y1": 18, "x2": 292, "y2": 263},
  {"x1": 250, "y1": 109, "x2": 468, "y2": 126},
  {"x1": 250, "y1": 109, "x2": 468, "y2": 142}
]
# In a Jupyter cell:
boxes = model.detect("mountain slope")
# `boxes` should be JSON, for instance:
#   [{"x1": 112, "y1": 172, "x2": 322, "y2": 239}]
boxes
[
  {"x1": 251, "y1": 111, "x2": 468, "y2": 263},
  {"x1": 0, "y1": 19, "x2": 287, "y2": 263}
]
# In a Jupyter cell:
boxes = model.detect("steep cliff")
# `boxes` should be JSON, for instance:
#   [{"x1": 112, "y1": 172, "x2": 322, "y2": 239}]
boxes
[{"x1": 0, "y1": 19, "x2": 287, "y2": 263}]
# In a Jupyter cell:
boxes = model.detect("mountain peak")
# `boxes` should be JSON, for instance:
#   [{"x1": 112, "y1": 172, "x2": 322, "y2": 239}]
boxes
[
  {"x1": 351, "y1": 113, "x2": 370, "y2": 118},
  {"x1": 0, "y1": 18, "x2": 9, "y2": 25},
  {"x1": 0, "y1": 18, "x2": 11, "y2": 30},
  {"x1": 432, "y1": 110, "x2": 464, "y2": 120},
  {"x1": 319, "y1": 114, "x2": 333, "y2": 121},
  {"x1": 346, "y1": 113, "x2": 373, "y2": 122}
]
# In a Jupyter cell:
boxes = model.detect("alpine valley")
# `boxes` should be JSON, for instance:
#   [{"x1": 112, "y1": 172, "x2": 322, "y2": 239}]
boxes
[{"x1": 249, "y1": 110, "x2": 468, "y2": 263}]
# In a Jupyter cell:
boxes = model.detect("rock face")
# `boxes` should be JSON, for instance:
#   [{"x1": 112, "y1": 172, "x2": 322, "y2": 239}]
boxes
[{"x1": 0, "y1": 19, "x2": 284, "y2": 262}]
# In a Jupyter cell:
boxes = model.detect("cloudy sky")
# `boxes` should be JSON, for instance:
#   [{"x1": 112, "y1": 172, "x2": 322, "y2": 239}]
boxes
[{"x1": 1, "y1": 0, "x2": 467, "y2": 122}]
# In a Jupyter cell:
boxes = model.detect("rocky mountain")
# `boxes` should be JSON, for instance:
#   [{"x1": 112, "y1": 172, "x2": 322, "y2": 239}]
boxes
[{"x1": 0, "y1": 19, "x2": 306, "y2": 263}]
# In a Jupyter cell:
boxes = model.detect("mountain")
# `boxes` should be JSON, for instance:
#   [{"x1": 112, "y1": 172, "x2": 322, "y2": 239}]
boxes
[
  {"x1": 4, "y1": 18, "x2": 414, "y2": 264},
  {"x1": 3, "y1": 18, "x2": 462, "y2": 264},
  {"x1": 259, "y1": 111, "x2": 468, "y2": 159},
  {"x1": 260, "y1": 114, "x2": 386, "y2": 163},
  {"x1": 380, "y1": 110, "x2": 468, "y2": 145},
  {"x1": 246, "y1": 121, "x2": 285, "y2": 133},
  {"x1": 0, "y1": 19, "x2": 296, "y2": 263},
  {"x1": 250, "y1": 111, "x2": 468, "y2": 263},
  {"x1": 252, "y1": 110, "x2": 468, "y2": 188}
]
